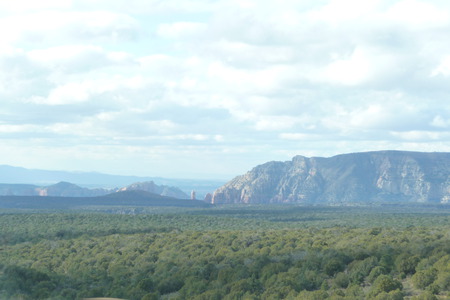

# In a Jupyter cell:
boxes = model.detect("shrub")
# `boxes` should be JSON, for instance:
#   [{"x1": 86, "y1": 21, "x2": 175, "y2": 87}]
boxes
[
  {"x1": 411, "y1": 268, "x2": 437, "y2": 290},
  {"x1": 369, "y1": 275, "x2": 402, "y2": 298},
  {"x1": 411, "y1": 291, "x2": 438, "y2": 300},
  {"x1": 333, "y1": 272, "x2": 349, "y2": 288}
]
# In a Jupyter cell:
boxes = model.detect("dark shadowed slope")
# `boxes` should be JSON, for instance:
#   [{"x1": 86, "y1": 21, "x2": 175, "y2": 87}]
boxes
[{"x1": 0, "y1": 190, "x2": 211, "y2": 209}]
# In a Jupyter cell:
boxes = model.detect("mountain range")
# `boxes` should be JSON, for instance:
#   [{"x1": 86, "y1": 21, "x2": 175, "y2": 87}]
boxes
[
  {"x1": 0, "y1": 165, "x2": 225, "y2": 199},
  {"x1": 212, "y1": 151, "x2": 450, "y2": 204},
  {"x1": 3, "y1": 151, "x2": 449, "y2": 206},
  {"x1": 0, "y1": 181, "x2": 188, "y2": 199}
]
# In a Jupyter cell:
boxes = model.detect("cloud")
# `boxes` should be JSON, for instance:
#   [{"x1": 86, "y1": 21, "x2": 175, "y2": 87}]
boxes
[
  {"x1": 0, "y1": 11, "x2": 139, "y2": 47},
  {"x1": 205, "y1": 41, "x2": 296, "y2": 68},
  {"x1": 321, "y1": 47, "x2": 372, "y2": 86},
  {"x1": 75, "y1": 0, "x2": 219, "y2": 15},
  {"x1": 1, "y1": 0, "x2": 450, "y2": 178},
  {"x1": 308, "y1": 0, "x2": 381, "y2": 24},
  {"x1": 28, "y1": 45, "x2": 135, "y2": 73},
  {"x1": 431, "y1": 56, "x2": 450, "y2": 77},
  {"x1": 431, "y1": 116, "x2": 450, "y2": 129},
  {"x1": 157, "y1": 22, "x2": 208, "y2": 39},
  {"x1": 0, "y1": 48, "x2": 50, "y2": 99},
  {"x1": 0, "y1": 0, "x2": 72, "y2": 13},
  {"x1": 25, "y1": 78, "x2": 116, "y2": 105},
  {"x1": 279, "y1": 133, "x2": 321, "y2": 141},
  {"x1": 0, "y1": 124, "x2": 40, "y2": 134},
  {"x1": 390, "y1": 130, "x2": 450, "y2": 141},
  {"x1": 385, "y1": 0, "x2": 450, "y2": 28}
]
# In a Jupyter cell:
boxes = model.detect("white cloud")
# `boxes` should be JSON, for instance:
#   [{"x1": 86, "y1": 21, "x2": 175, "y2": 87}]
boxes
[
  {"x1": 431, "y1": 116, "x2": 450, "y2": 128},
  {"x1": 157, "y1": 22, "x2": 208, "y2": 39},
  {"x1": 27, "y1": 45, "x2": 131, "y2": 73},
  {"x1": 164, "y1": 134, "x2": 209, "y2": 141},
  {"x1": 29, "y1": 45, "x2": 103, "y2": 63},
  {"x1": 144, "y1": 120, "x2": 179, "y2": 134},
  {"x1": 279, "y1": 133, "x2": 321, "y2": 141},
  {"x1": 75, "y1": 0, "x2": 219, "y2": 15},
  {"x1": 206, "y1": 61, "x2": 291, "y2": 94},
  {"x1": 390, "y1": 130, "x2": 450, "y2": 141},
  {"x1": 0, "y1": 0, "x2": 72, "y2": 13},
  {"x1": 431, "y1": 56, "x2": 450, "y2": 77},
  {"x1": 322, "y1": 47, "x2": 372, "y2": 86},
  {"x1": 254, "y1": 116, "x2": 300, "y2": 131},
  {"x1": 1, "y1": 0, "x2": 450, "y2": 178},
  {"x1": 308, "y1": 0, "x2": 381, "y2": 24},
  {"x1": 0, "y1": 124, "x2": 39, "y2": 133},
  {"x1": 48, "y1": 83, "x2": 91, "y2": 105},
  {"x1": 385, "y1": 0, "x2": 450, "y2": 28},
  {"x1": 26, "y1": 75, "x2": 145, "y2": 105},
  {"x1": 0, "y1": 11, "x2": 139, "y2": 46},
  {"x1": 29, "y1": 82, "x2": 97, "y2": 105},
  {"x1": 206, "y1": 41, "x2": 296, "y2": 68}
]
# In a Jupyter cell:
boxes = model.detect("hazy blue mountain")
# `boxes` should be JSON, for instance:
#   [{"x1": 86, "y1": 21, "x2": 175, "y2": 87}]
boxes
[
  {"x1": 0, "y1": 184, "x2": 39, "y2": 196},
  {"x1": 0, "y1": 190, "x2": 211, "y2": 209},
  {"x1": 0, "y1": 165, "x2": 225, "y2": 199},
  {"x1": 0, "y1": 181, "x2": 188, "y2": 199},
  {"x1": 37, "y1": 181, "x2": 112, "y2": 197},
  {"x1": 212, "y1": 151, "x2": 450, "y2": 204}
]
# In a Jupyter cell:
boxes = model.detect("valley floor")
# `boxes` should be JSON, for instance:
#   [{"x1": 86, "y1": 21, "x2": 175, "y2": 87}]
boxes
[{"x1": 1, "y1": 204, "x2": 450, "y2": 299}]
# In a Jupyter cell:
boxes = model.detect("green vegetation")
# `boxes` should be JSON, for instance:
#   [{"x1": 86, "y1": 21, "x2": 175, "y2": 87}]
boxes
[{"x1": 1, "y1": 204, "x2": 450, "y2": 299}]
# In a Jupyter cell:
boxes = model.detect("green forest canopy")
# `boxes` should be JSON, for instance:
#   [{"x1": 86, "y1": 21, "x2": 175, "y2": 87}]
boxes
[{"x1": 1, "y1": 204, "x2": 450, "y2": 299}]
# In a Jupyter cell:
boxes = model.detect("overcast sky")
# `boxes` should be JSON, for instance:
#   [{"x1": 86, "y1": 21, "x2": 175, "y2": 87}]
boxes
[{"x1": 1, "y1": 0, "x2": 450, "y2": 179}]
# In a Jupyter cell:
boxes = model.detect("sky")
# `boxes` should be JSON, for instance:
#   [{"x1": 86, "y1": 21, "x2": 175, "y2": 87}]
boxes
[{"x1": 0, "y1": 0, "x2": 450, "y2": 180}]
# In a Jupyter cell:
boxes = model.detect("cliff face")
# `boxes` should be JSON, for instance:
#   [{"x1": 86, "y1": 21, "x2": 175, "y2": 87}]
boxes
[{"x1": 212, "y1": 151, "x2": 450, "y2": 204}]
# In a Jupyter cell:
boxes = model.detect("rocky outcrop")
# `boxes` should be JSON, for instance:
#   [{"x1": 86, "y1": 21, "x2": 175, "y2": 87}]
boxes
[
  {"x1": 203, "y1": 193, "x2": 213, "y2": 203},
  {"x1": 212, "y1": 151, "x2": 450, "y2": 204},
  {"x1": 37, "y1": 181, "x2": 109, "y2": 197},
  {"x1": 119, "y1": 181, "x2": 188, "y2": 199}
]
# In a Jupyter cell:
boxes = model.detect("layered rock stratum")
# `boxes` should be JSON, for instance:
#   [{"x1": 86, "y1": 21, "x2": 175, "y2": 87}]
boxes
[{"x1": 212, "y1": 151, "x2": 450, "y2": 204}]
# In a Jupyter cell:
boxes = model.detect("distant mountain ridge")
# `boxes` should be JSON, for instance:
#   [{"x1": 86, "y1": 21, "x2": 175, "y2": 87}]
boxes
[
  {"x1": 0, "y1": 181, "x2": 188, "y2": 199},
  {"x1": 118, "y1": 181, "x2": 187, "y2": 198},
  {"x1": 0, "y1": 190, "x2": 211, "y2": 209},
  {"x1": 212, "y1": 151, "x2": 450, "y2": 204},
  {"x1": 0, "y1": 165, "x2": 225, "y2": 199}
]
